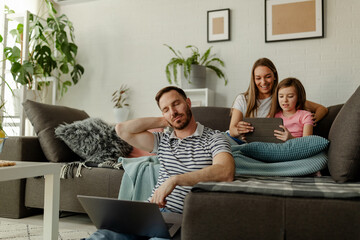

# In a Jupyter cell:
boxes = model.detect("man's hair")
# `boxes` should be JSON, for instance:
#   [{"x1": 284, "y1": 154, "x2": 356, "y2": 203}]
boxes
[{"x1": 155, "y1": 86, "x2": 188, "y2": 107}]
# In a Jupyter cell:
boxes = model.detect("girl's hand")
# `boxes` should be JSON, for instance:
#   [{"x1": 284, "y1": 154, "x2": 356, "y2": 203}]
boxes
[
  {"x1": 236, "y1": 121, "x2": 254, "y2": 136},
  {"x1": 274, "y1": 125, "x2": 293, "y2": 142}
]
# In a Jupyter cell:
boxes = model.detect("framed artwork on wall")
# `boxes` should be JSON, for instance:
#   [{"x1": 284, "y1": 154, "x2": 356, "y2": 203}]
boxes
[
  {"x1": 265, "y1": 0, "x2": 324, "y2": 42},
  {"x1": 207, "y1": 8, "x2": 230, "y2": 43}
]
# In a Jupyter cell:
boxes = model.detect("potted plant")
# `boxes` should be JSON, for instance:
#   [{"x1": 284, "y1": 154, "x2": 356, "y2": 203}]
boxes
[
  {"x1": 2, "y1": 0, "x2": 84, "y2": 100},
  {"x1": 111, "y1": 84, "x2": 130, "y2": 122},
  {"x1": 0, "y1": 101, "x2": 7, "y2": 152},
  {"x1": 164, "y1": 44, "x2": 227, "y2": 89}
]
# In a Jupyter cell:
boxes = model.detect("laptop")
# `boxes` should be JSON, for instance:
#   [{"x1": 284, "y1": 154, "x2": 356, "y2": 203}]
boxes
[
  {"x1": 243, "y1": 118, "x2": 284, "y2": 143},
  {"x1": 77, "y1": 195, "x2": 182, "y2": 238}
]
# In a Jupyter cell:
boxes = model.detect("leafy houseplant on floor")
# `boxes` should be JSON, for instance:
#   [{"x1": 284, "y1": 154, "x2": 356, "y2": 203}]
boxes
[
  {"x1": 112, "y1": 84, "x2": 130, "y2": 122},
  {"x1": 0, "y1": 101, "x2": 7, "y2": 152},
  {"x1": 3, "y1": 0, "x2": 84, "y2": 100},
  {"x1": 164, "y1": 44, "x2": 227, "y2": 89}
]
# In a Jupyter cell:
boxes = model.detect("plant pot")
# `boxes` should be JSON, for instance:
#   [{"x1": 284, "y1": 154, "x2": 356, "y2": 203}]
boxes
[
  {"x1": 181, "y1": 65, "x2": 206, "y2": 89},
  {"x1": 13, "y1": 89, "x2": 38, "y2": 116},
  {"x1": 0, "y1": 138, "x2": 6, "y2": 153},
  {"x1": 113, "y1": 108, "x2": 130, "y2": 123}
]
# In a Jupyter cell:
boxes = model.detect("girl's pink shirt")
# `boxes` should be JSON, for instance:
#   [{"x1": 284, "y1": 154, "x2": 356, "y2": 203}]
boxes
[{"x1": 275, "y1": 110, "x2": 313, "y2": 138}]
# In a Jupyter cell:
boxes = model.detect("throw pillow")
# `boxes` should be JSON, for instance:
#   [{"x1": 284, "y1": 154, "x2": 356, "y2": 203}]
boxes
[
  {"x1": 23, "y1": 100, "x2": 90, "y2": 163},
  {"x1": 235, "y1": 135, "x2": 329, "y2": 162},
  {"x1": 328, "y1": 86, "x2": 360, "y2": 182},
  {"x1": 55, "y1": 118, "x2": 133, "y2": 164}
]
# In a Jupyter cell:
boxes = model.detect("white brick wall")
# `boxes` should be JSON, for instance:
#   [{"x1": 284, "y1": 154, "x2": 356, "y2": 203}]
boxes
[{"x1": 57, "y1": 0, "x2": 360, "y2": 121}]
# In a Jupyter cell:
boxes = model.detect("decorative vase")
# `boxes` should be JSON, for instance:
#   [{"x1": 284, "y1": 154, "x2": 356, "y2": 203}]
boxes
[
  {"x1": 181, "y1": 64, "x2": 206, "y2": 89},
  {"x1": 113, "y1": 108, "x2": 130, "y2": 123}
]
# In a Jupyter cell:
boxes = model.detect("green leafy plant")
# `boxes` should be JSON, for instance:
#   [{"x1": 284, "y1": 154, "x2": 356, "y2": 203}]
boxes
[
  {"x1": 2, "y1": 0, "x2": 84, "y2": 98},
  {"x1": 112, "y1": 84, "x2": 130, "y2": 109},
  {"x1": 0, "y1": 100, "x2": 6, "y2": 134},
  {"x1": 164, "y1": 44, "x2": 227, "y2": 86}
]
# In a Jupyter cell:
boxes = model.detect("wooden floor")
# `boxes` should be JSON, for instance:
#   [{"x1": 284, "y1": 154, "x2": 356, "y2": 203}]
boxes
[{"x1": 0, "y1": 212, "x2": 96, "y2": 232}]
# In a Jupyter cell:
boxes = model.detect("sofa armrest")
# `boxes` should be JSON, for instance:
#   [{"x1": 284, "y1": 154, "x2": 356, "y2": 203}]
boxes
[
  {"x1": 0, "y1": 136, "x2": 48, "y2": 162},
  {"x1": 182, "y1": 191, "x2": 285, "y2": 240}
]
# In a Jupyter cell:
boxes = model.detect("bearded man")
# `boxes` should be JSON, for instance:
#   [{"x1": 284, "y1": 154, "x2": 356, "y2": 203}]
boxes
[{"x1": 85, "y1": 86, "x2": 234, "y2": 240}]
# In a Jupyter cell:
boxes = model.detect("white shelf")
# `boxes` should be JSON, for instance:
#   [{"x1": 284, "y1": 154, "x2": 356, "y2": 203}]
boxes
[{"x1": 184, "y1": 88, "x2": 214, "y2": 107}]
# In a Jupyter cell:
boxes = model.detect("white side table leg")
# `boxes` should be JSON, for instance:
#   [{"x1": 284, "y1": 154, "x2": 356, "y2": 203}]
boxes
[{"x1": 43, "y1": 171, "x2": 60, "y2": 240}]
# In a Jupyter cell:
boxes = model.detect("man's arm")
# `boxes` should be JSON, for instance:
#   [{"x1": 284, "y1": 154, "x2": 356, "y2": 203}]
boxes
[
  {"x1": 115, "y1": 117, "x2": 168, "y2": 152},
  {"x1": 151, "y1": 152, "x2": 235, "y2": 208}
]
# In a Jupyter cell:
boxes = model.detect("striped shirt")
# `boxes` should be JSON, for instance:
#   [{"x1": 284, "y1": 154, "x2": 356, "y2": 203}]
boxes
[{"x1": 151, "y1": 122, "x2": 232, "y2": 213}]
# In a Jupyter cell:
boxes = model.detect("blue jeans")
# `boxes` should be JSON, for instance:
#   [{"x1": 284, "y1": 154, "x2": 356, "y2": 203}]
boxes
[
  {"x1": 83, "y1": 208, "x2": 173, "y2": 240},
  {"x1": 225, "y1": 131, "x2": 245, "y2": 145}
]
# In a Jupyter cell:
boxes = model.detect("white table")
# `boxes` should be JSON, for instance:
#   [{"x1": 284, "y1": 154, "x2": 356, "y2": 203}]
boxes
[{"x1": 0, "y1": 161, "x2": 61, "y2": 240}]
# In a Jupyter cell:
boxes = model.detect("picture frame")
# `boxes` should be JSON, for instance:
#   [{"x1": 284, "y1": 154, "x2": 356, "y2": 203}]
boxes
[
  {"x1": 265, "y1": 0, "x2": 324, "y2": 42},
  {"x1": 207, "y1": 8, "x2": 230, "y2": 43}
]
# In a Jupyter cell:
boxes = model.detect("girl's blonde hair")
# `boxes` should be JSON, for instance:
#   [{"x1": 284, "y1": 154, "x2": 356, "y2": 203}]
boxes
[
  {"x1": 241, "y1": 58, "x2": 278, "y2": 117},
  {"x1": 269, "y1": 77, "x2": 307, "y2": 117}
]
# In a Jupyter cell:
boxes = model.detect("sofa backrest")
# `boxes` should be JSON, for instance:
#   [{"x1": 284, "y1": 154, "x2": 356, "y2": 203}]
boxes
[
  {"x1": 313, "y1": 104, "x2": 344, "y2": 139},
  {"x1": 192, "y1": 104, "x2": 344, "y2": 139},
  {"x1": 191, "y1": 106, "x2": 231, "y2": 132}
]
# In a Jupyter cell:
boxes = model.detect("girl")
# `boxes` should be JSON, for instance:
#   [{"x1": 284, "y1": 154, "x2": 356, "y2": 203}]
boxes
[{"x1": 270, "y1": 78, "x2": 313, "y2": 141}]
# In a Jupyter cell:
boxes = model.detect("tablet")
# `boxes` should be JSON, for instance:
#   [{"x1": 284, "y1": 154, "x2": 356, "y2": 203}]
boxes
[{"x1": 243, "y1": 118, "x2": 284, "y2": 143}]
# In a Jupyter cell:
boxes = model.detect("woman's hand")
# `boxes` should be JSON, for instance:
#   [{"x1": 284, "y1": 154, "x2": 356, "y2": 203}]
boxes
[
  {"x1": 305, "y1": 100, "x2": 328, "y2": 123},
  {"x1": 229, "y1": 109, "x2": 253, "y2": 138},
  {"x1": 274, "y1": 125, "x2": 293, "y2": 141},
  {"x1": 235, "y1": 121, "x2": 254, "y2": 136}
]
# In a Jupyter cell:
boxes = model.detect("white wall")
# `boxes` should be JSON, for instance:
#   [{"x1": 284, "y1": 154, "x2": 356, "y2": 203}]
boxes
[
  {"x1": 4, "y1": 0, "x2": 47, "y2": 18},
  {"x1": 57, "y1": 0, "x2": 360, "y2": 122}
]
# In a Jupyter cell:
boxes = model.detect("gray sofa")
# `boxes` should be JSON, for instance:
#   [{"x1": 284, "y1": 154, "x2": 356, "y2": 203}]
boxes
[
  {"x1": 181, "y1": 87, "x2": 360, "y2": 239},
  {"x1": 0, "y1": 137, "x2": 124, "y2": 217},
  {"x1": 0, "y1": 86, "x2": 359, "y2": 240}
]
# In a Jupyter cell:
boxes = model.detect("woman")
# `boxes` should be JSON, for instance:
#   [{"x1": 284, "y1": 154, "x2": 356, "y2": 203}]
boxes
[{"x1": 229, "y1": 58, "x2": 328, "y2": 140}]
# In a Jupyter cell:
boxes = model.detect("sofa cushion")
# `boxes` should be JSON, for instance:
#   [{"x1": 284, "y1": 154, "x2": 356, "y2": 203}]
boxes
[
  {"x1": 313, "y1": 104, "x2": 343, "y2": 139},
  {"x1": 23, "y1": 100, "x2": 89, "y2": 163},
  {"x1": 55, "y1": 118, "x2": 133, "y2": 163},
  {"x1": 328, "y1": 86, "x2": 360, "y2": 182},
  {"x1": 237, "y1": 135, "x2": 329, "y2": 162}
]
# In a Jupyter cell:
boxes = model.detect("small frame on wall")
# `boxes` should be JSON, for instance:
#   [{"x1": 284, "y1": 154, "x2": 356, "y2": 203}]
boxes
[
  {"x1": 265, "y1": 0, "x2": 324, "y2": 42},
  {"x1": 207, "y1": 8, "x2": 230, "y2": 43}
]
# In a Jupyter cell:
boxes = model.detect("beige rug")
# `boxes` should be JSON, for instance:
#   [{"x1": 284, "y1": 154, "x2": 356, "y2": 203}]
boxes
[{"x1": 0, "y1": 220, "x2": 91, "y2": 240}]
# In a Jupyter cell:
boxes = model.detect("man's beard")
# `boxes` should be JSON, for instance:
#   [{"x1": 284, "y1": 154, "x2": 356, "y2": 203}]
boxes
[{"x1": 168, "y1": 107, "x2": 192, "y2": 130}]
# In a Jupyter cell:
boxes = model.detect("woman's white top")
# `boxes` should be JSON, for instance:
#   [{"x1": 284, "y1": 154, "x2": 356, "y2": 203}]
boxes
[{"x1": 232, "y1": 94, "x2": 272, "y2": 117}]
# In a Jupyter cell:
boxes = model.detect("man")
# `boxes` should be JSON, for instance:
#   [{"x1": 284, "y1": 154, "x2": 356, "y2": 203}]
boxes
[{"x1": 85, "y1": 86, "x2": 234, "y2": 240}]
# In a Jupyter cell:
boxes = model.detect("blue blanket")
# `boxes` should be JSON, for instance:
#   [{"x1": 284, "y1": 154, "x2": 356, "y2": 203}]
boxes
[
  {"x1": 232, "y1": 150, "x2": 328, "y2": 176},
  {"x1": 118, "y1": 155, "x2": 160, "y2": 201},
  {"x1": 117, "y1": 146, "x2": 327, "y2": 201}
]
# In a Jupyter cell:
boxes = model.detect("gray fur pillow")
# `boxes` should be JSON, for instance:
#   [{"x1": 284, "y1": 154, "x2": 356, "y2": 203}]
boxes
[{"x1": 55, "y1": 118, "x2": 133, "y2": 164}]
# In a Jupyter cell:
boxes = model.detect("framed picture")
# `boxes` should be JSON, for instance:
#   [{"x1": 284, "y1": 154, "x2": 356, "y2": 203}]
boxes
[
  {"x1": 207, "y1": 8, "x2": 230, "y2": 43},
  {"x1": 265, "y1": 0, "x2": 324, "y2": 42}
]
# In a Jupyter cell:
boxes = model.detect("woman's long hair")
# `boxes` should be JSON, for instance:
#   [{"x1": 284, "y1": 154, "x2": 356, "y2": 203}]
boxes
[
  {"x1": 242, "y1": 58, "x2": 278, "y2": 117},
  {"x1": 269, "y1": 77, "x2": 307, "y2": 117}
]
